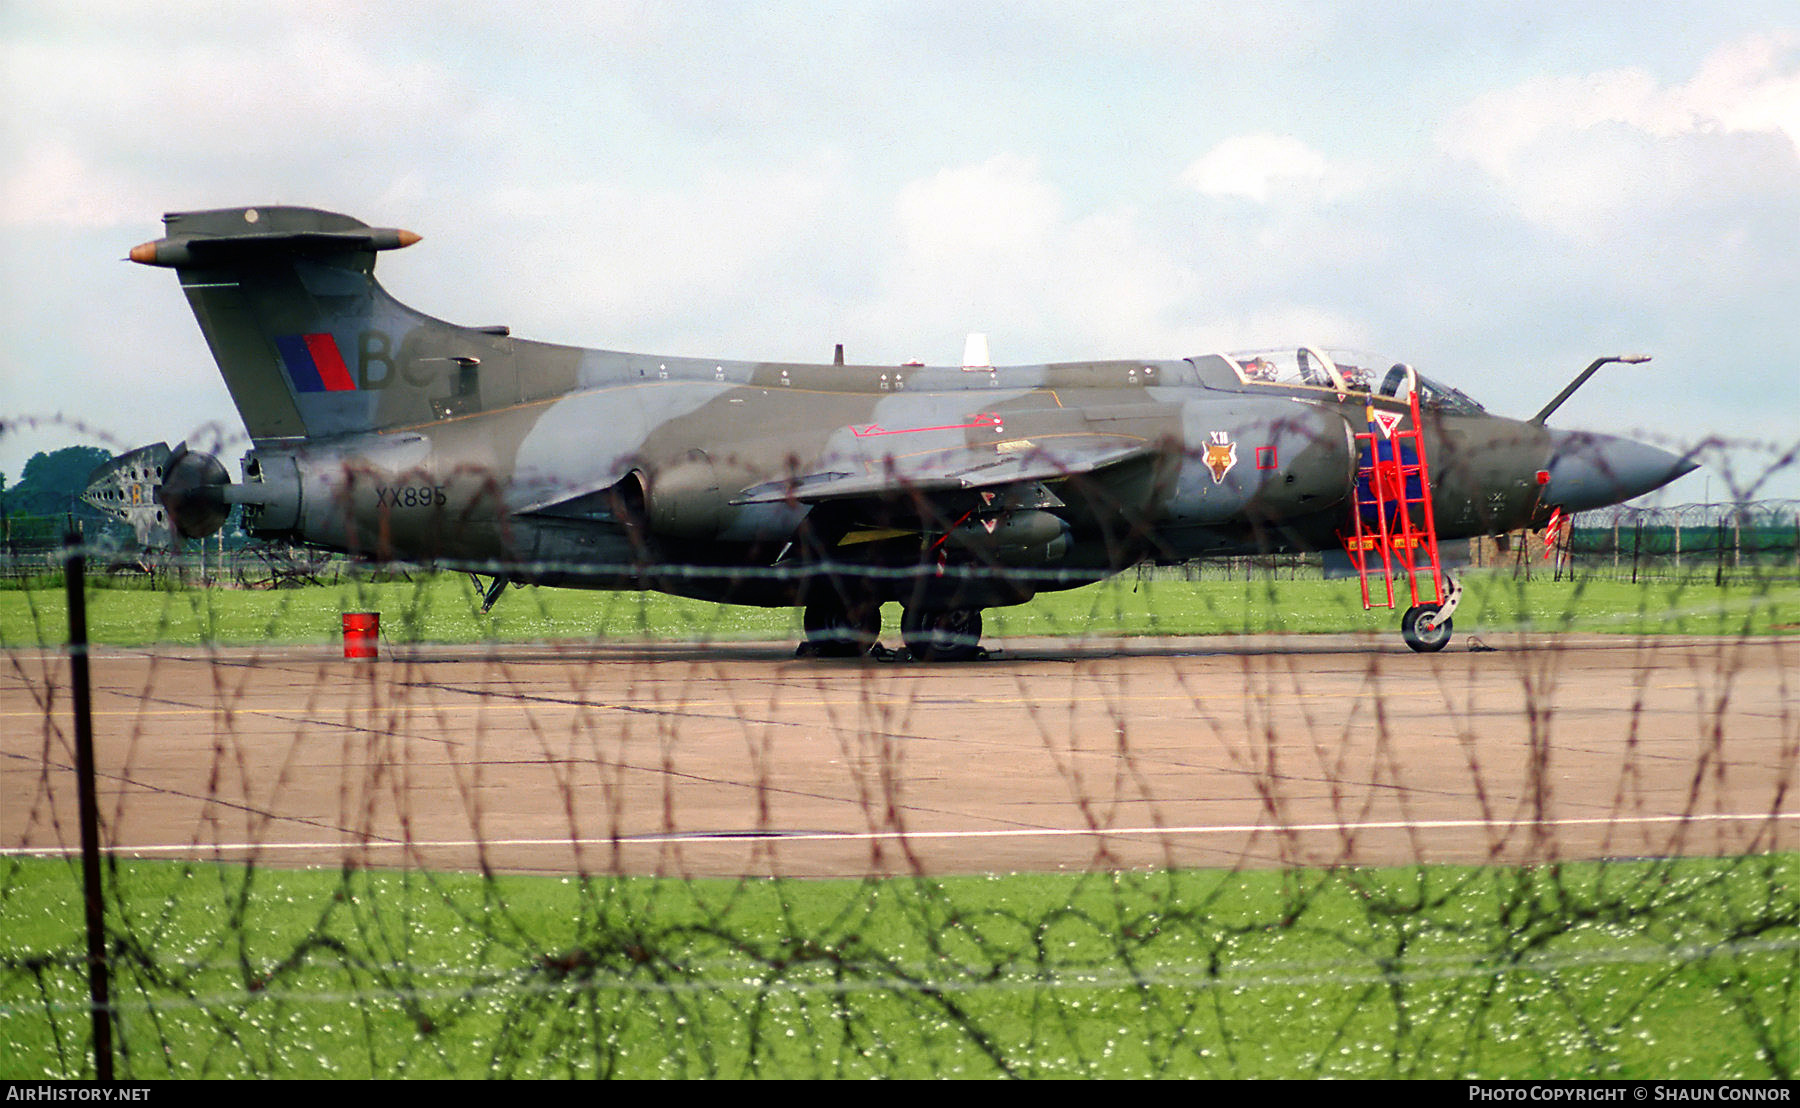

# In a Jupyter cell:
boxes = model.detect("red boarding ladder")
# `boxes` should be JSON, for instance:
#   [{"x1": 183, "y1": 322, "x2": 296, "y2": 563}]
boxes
[{"x1": 1340, "y1": 388, "x2": 1447, "y2": 613}]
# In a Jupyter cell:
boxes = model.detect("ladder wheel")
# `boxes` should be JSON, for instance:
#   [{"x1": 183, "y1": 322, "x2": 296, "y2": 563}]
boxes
[{"x1": 1401, "y1": 604, "x2": 1453, "y2": 653}]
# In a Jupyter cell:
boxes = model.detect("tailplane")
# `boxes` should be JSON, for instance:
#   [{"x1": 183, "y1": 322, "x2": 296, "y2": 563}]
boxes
[{"x1": 131, "y1": 205, "x2": 440, "y2": 442}]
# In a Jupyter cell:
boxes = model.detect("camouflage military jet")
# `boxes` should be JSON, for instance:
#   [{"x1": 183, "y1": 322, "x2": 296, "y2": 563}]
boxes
[{"x1": 87, "y1": 206, "x2": 1696, "y2": 657}]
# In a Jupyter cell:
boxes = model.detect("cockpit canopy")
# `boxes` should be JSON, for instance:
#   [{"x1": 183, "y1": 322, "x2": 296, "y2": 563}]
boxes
[{"x1": 1219, "y1": 347, "x2": 1487, "y2": 415}]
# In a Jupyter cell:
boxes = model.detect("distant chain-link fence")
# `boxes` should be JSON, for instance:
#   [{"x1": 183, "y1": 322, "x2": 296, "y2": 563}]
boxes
[{"x1": 1563, "y1": 500, "x2": 1800, "y2": 583}]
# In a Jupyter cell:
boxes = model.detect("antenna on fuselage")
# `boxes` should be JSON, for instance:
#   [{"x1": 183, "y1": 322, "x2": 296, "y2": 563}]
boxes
[{"x1": 962, "y1": 332, "x2": 991, "y2": 371}]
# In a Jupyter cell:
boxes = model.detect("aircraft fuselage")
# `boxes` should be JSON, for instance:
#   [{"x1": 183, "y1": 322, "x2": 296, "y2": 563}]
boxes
[{"x1": 96, "y1": 206, "x2": 1697, "y2": 655}]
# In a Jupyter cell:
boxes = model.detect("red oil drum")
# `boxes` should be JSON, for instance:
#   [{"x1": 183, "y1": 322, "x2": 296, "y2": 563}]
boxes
[{"x1": 342, "y1": 612, "x2": 380, "y2": 659}]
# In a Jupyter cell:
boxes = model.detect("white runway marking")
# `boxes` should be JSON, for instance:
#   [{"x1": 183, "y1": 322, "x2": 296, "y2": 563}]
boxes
[{"x1": 7, "y1": 809, "x2": 1793, "y2": 858}]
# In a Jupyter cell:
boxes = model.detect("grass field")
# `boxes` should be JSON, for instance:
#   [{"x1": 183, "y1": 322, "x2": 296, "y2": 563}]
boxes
[
  {"x1": 3, "y1": 854, "x2": 1795, "y2": 1079},
  {"x1": 2, "y1": 566, "x2": 1795, "y2": 647}
]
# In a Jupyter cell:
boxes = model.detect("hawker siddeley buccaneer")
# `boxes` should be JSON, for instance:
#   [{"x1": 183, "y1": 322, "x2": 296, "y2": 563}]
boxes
[{"x1": 87, "y1": 206, "x2": 1697, "y2": 657}]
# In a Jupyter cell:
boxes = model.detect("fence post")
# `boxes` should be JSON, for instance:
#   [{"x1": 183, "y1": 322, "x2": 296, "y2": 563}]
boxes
[
  {"x1": 1716, "y1": 519, "x2": 1726, "y2": 587},
  {"x1": 64, "y1": 532, "x2": 114, "y2": 1080}
]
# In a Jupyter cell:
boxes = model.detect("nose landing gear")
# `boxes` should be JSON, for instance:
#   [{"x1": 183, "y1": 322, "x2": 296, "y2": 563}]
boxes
[{"x1": 1400, "y1": 574, "x2": 1463, "y2": 653}]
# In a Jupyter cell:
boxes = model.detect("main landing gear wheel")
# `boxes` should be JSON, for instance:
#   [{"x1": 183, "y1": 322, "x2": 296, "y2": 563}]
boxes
[
  {"x1": 901, "y1": 607, "x2": 984, "y2": 662},
  {"x1": 1401, "y1": 603, "x2": 1453, "y2": 653},
  {"x1": 799, "y1": 596, "x2": 882, "y2": 658}
]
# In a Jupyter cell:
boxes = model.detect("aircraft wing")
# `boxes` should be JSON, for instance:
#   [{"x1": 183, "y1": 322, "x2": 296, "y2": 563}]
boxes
[{"x1": 730, "y1": 435, "x2": 1154, "y2": 506}]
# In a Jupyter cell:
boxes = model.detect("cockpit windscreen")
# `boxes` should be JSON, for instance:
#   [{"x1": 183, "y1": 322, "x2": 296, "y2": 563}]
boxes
[{"x1": 1221, "y1": 348, "x2": 1486, "y2": 414}]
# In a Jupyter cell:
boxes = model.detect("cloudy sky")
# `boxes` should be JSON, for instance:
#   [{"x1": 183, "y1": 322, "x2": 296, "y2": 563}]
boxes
[{"x1": 4, "y1": 0, "x2": 1797, "y2": 501}]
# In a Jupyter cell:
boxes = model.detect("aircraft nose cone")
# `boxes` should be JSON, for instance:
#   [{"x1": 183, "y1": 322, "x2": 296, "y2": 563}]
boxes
[{"x1": 1543, "y1": 431, "x2": 1698, "y2": 511}]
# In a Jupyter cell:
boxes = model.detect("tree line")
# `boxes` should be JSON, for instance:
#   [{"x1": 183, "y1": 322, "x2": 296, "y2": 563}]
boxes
[{"x1": 1, "y1": 445, "x2": 114, "y2": 548}]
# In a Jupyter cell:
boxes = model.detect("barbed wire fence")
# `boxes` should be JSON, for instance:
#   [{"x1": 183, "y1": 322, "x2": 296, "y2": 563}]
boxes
[{"x1": 2, "y1": 427, "x2": 1797, "y2": 1078}]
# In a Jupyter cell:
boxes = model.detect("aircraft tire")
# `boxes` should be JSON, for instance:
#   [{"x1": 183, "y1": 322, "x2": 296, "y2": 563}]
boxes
[
  {"x1": 802, "y1": 596, "x2": 881, "y2": 658},
  {"x1": 901, "y1": 606, "x2": 984, "y2": 662},
  {"x1": 1401, "y1": 604, "x2": 1453, "y2": 653}
]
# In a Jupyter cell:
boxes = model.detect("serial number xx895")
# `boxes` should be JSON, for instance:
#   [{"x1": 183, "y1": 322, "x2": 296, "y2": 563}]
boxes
[{"x1": 375, "y1": 484, "x2": 448, "y2": 508}]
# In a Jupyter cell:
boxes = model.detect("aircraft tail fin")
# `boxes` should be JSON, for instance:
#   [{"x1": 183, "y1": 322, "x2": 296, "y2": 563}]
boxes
[{"x1": 130, "y1": 206, "x2": 432, "y2": 442}]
